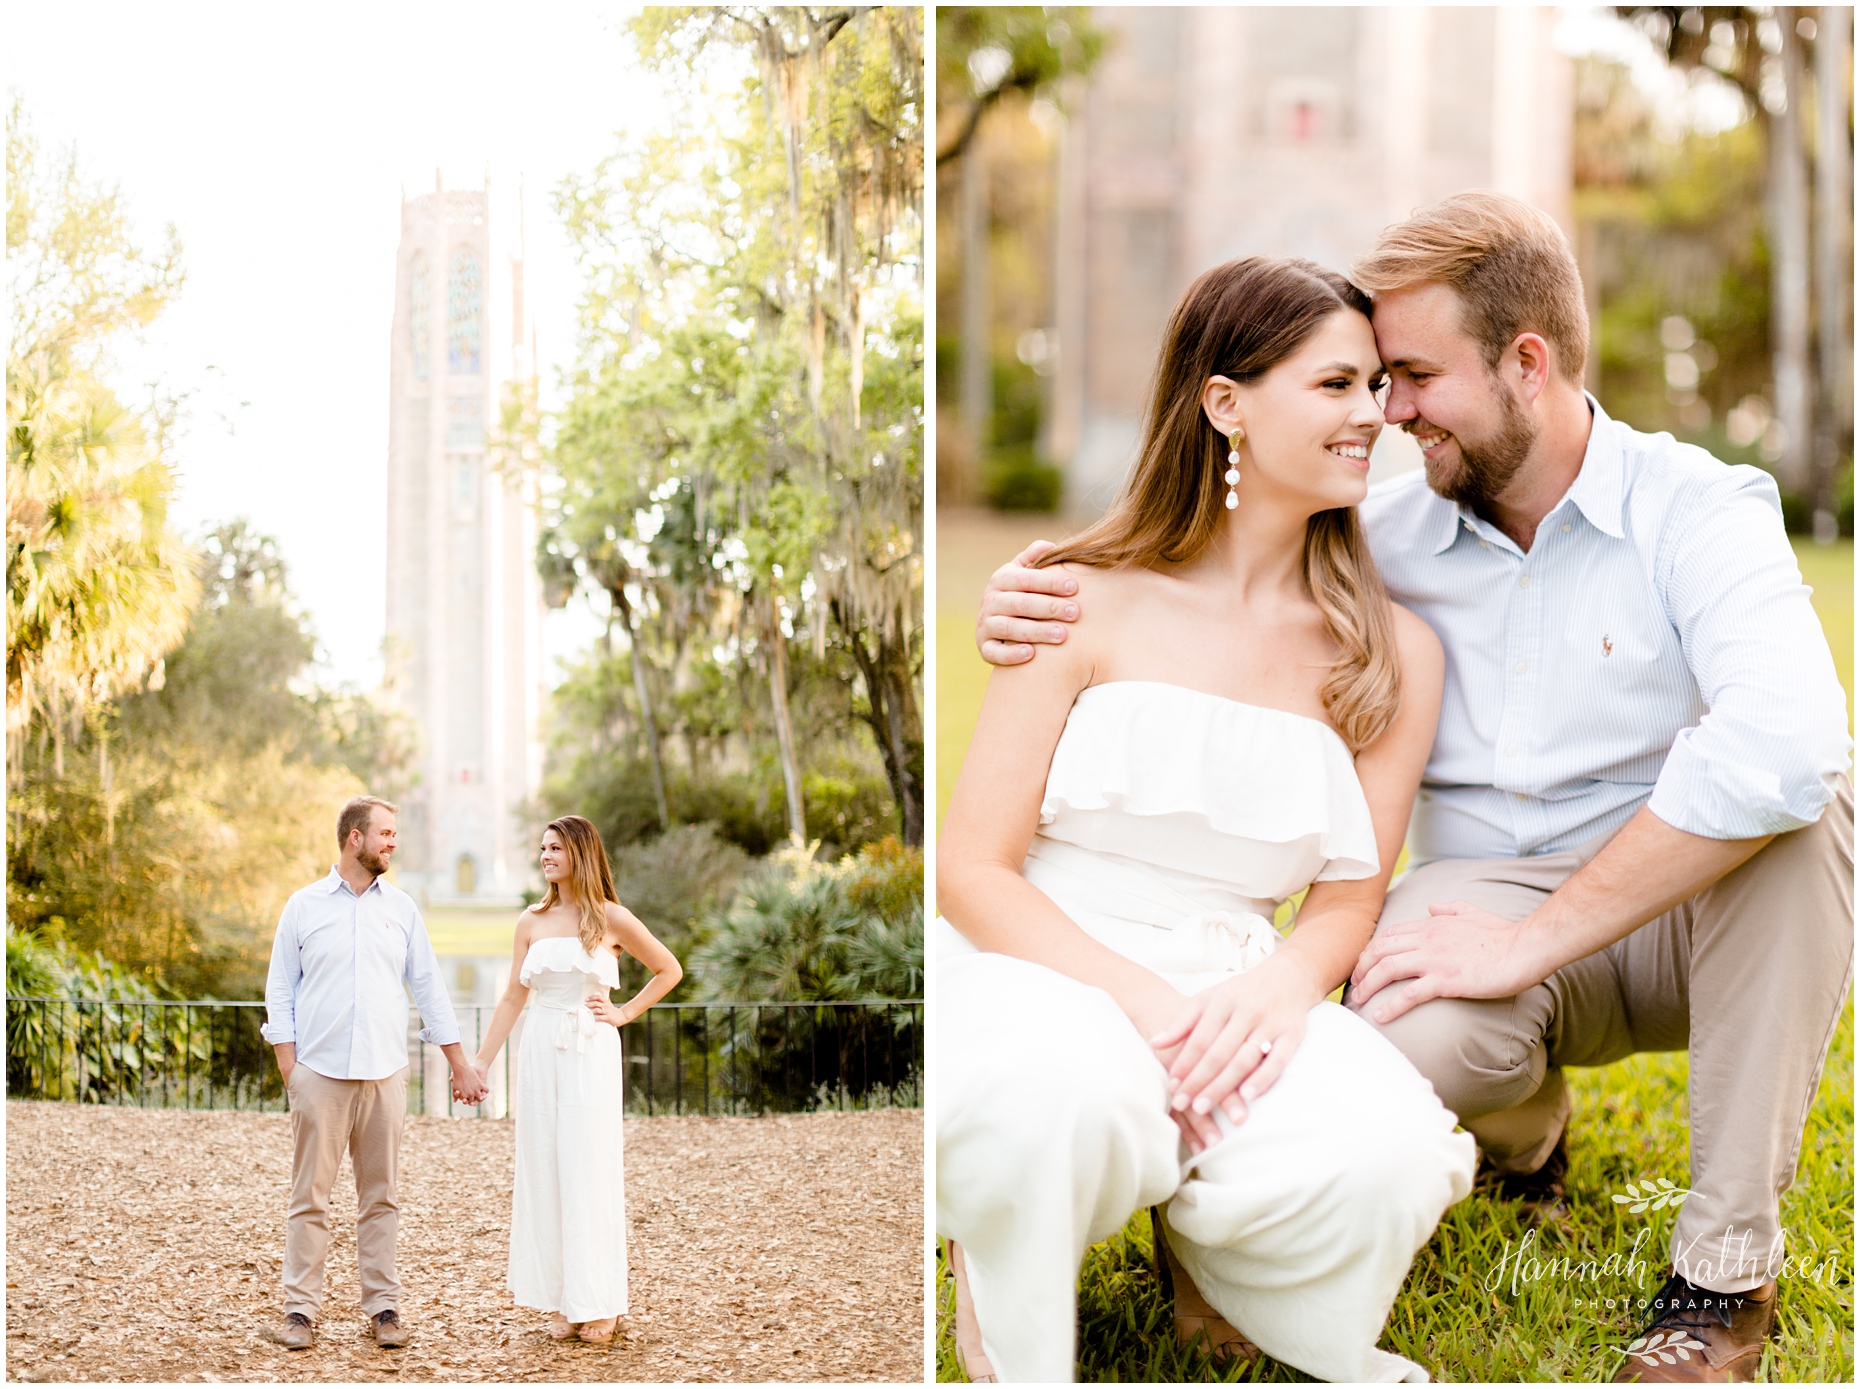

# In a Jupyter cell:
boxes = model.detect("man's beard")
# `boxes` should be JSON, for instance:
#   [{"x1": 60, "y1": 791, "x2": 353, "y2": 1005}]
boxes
[
  {"x1": 1421, "y1": 382, "x2": 1537, "y2": 509},
  {"x1": 357, "y1": 846, "x2": 391, "y2": 878}
]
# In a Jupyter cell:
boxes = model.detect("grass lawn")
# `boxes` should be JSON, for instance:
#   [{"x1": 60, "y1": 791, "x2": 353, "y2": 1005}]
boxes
[
  {"x1": 418, "y1": 906, "x2": 522, "y2": 957},
  {"x1": 933, "y1": 518, "x2": 1854, "y2": 1382}
]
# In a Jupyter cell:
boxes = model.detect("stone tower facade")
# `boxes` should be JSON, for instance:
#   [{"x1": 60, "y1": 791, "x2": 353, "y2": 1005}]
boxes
[
  {"x1": 1050, "y1": 6, "x2": 1573, "y2": 507},
  {"x1": 385, "y1": 185, "x2": 544, "y2": 906}
]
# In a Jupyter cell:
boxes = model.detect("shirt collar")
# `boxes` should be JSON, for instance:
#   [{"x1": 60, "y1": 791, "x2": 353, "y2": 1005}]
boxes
[
  {"x1": 1559, "y1": 393, "x2": 1626, "y2": 539},
  {"x1": 325, "y1": 865, "x2": 382, "y2": 898},
  {"x1": 1429, "y1": 391, "x2": 1623, "y2": 552}
]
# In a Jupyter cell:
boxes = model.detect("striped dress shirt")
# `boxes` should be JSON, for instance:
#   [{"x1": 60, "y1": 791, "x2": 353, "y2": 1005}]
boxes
[
  {"x1": 260, "y1": 867, "x2": 462, "y2": 1080},
  {"x1": 1361, "y1": 395, "x2": 1851, "y2": 864}
]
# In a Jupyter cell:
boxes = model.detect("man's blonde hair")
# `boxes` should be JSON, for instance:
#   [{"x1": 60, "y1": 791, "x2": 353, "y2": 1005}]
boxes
[{"x1": 1353, "y1": 191, "x2": 1588, "y2": 383}]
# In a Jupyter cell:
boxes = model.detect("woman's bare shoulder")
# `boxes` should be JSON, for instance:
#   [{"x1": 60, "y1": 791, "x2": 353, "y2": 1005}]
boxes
[{"x1": 603, "y1": 899, "x2": 646, "y2": 933}]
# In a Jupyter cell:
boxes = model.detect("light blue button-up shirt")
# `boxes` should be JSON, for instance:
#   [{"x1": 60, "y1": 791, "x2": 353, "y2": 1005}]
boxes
[
  {"x1": 1362, "y1": 395, "x2": 1851, "y2": 863},
  {"x1": 260, "y1": 867, "x2": 462, "y2": 1080}
]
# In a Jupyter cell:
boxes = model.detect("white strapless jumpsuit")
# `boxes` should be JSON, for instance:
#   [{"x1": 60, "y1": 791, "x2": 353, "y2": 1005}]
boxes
[
  {"x1": 507, "y1": 936, "x2": 629, "y2": 1321},
  {"x1": 936, "y1": 682, "x2": 1477, "y2": 1383}
]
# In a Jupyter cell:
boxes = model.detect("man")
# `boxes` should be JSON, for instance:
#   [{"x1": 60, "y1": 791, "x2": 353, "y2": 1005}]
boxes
[
  {"x1": 258, "y1": 795, "x2": 487, "y2": 1350},
  {"x1": 974, "y1": 192, "x2": 1852, "y2": 1383}
]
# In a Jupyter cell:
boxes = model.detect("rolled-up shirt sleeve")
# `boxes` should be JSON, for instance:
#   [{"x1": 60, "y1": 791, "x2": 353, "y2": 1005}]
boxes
[
  {"x1": 404, "y1": 912, "x2": 463, "y2": 1047},
  {"x1": 260, "y1": 899, "x2": 302, "y2": 1046},
  {"x1": 1647, "y1": 467, "x2": 1852, "y2": 839}
]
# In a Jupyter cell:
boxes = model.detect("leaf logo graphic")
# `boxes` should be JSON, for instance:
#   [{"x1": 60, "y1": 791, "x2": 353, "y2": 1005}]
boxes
[
  {"x1": 1611, "y1": 1177, "x2": 1691, "y2": 1213},
  {"x1": 1623, "y1": 1329, "x2": 1709, "y2": 1365}
]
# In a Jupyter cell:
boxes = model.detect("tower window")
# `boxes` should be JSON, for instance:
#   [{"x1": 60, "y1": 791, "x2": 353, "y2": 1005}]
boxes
[{"x1": 448, "y1": 250, "x2": 483, "y2": 374}]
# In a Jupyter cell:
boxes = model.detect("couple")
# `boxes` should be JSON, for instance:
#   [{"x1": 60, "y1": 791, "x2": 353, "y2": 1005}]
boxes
[
  {"x1": 258, "y1": 797, "x2": 682, "y2": 1350},
  {"x1": 938, "y1": 192, "x2": 1852, "y2": 1383}
]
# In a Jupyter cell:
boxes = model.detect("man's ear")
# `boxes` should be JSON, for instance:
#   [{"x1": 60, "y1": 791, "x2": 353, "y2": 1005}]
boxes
[
  {"x1": 1508, "y1": 332, "x2": 1554, "y2": 402},
  {"x1": 1201, "y1": 375, "x2": 1247, "y2": 439}
]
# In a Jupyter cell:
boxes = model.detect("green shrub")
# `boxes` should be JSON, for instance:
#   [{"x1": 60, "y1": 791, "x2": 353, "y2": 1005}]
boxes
[
  {"x1": 841, "y1": 835, "x2": 924, "y2": 924},
  {"x1": 690, "y1": 840, "x2": 924, "y2": 1002},
  {"x1": 847, "y1": 900, "x2": 923, "y2": 999},
  {"x1": 984, "y1": 443, "x2": 1062, "y2": 512},
  {"x1": 5, "y1": 924, "x2": 169, "y2": 1001},
  {"x1": 690, "y1": 852, "x2": 866, "y2": 1002}
]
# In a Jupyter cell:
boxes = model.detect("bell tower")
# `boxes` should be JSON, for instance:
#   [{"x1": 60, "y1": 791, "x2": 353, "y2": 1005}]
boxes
[{"x1": 385, "y1": 178, "x2": 543, "y2": 905}]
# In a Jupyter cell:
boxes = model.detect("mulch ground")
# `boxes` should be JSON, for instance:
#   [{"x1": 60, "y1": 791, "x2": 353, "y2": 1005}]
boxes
[{"x1": 4, "y1": 1100, "x2": 924, "y2": 1382}]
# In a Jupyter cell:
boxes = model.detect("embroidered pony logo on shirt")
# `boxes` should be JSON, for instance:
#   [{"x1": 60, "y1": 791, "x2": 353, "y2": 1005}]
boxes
[{"x1": 1602, "y1": 634, "x2": 1613, "y2": 657}]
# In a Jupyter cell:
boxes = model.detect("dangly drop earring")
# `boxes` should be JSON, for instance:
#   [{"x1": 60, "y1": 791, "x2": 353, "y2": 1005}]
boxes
[{"x1": 1224, "y1": 430, "x2": 1242, "y2": 510}]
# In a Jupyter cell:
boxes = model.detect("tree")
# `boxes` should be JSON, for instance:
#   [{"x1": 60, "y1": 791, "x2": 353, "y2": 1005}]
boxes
[
  {"x1": 7, "y1": 99, "x2": 197, "y2": 758},
  {"x1": 934, "y1": 7, "x2": 1105, "y2": 168},
  {"x1": 1612, "y1": 7, "x2": 1853, "y2": 533},
  {"x1": 547, "y1": 7, "x2": 927, "y2": 848}
]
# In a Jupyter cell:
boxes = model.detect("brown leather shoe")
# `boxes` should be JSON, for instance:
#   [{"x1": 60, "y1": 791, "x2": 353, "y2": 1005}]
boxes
[
  {"x1": 1612, "y1": 1274, "x2": 1776, "y2": 1382},
  {"x1": 1151, "y1": 1207, "x2": 1261, "y2": 1366},
  {"x1": 371, "y1": 1309, "x2": 410, "y2": 1349},
  {"x1": 1475, "y1": 1130, "x2": 1568, "y2": 1224},
  {"x1": 260, "y1": 1312, "x2": 314, "y2": 1350}
]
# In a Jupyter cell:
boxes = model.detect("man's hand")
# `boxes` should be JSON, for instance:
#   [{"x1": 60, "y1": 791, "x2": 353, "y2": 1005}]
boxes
[
  {"x1": 1349, "y1": 901, "x2": 1556, "y2": 1025},
  {"x1": 977, "y1": 541, "x2": 1079, "y2": 666},
  {"x1": 273, "y1": 1042, "x2": 296, "y2": 1086},
  {"x1": 450, "y1": 1065, "x2": 488, "y2": 1105}
]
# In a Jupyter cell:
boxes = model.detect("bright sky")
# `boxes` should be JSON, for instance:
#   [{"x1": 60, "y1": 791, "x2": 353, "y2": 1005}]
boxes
[{"x1": 9, "y1": 1, "x2": 682, "y2": 686}]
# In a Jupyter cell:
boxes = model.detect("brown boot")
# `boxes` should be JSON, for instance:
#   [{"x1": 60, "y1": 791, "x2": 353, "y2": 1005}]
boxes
[
  {"x1": 1151, "y1": 1207, "x2": 1261, "y2": 1366},
  {"x1": 945, "y1": 1239, "x2": 997, "y2": 1383},
  {"x1": 260, "y1": 1312, "x2": 315, "y2": 1350},
  {"x1": 1475, "y1": 1130, "x2": 1569, "y2": 1225},
  {"x1": 370, "y1": 1309, "x2": 410, "y2": 1349},
  {"x1": 1612, "y1": 1274, "x2": 1776, "y2": 1382}
]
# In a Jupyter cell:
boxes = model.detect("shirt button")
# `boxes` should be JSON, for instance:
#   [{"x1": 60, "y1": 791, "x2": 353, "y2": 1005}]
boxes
[
  {"x1": 1514, "y1": 792, "x2": 1527, "y2": 802},
  {"x1": 1515, "y1": 661, "x2": 1527, "y2": 673},
  {"x1": 1518, "y1": 575, "x2": 1531, "y2": 588},
  {"x1": 1507, "y1": 745, "x2": 1519, "y2": 757},
  {"x1": 1480, "y1": 540, "x2": 1490, "y2": 550},
  {"x1": 1561, "y1": 523, "x2": 1571, "y2": 533}
]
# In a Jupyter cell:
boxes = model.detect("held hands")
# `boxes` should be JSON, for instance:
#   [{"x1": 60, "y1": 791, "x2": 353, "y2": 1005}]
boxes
[
  {"x1": 1148, "y1": 953, "x2": 1325, "y2": 1152},
  {"x1": 1349, "y1": 900, "x2": 1553, "y2": 1025},
  {"x1": 976, "y1": 541, "x2": 1078, "y2": 666},
  {"x1": 585, "y1": 992, "x2": 631, "y2": 1028},
  {"x1": 450, "y1": 1063, "x2": 489, "y2": 1106}
]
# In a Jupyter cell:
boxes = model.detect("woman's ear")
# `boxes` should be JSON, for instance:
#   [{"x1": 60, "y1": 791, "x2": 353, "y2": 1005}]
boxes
[{"x1": 1201, "y1": 375, "x2": 1246, "y2": 441}]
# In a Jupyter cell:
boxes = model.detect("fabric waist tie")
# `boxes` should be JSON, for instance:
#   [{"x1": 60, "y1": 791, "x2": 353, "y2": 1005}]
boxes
[
  {"x1": 1021, "y1": 836, "x2": 1283, "y2": 974},
  {"x1": 532, "y1": 999, "x2": 598, "y2": 1054}
]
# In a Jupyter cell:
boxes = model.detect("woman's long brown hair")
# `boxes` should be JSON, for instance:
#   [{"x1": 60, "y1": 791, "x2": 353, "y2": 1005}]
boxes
[
  {"x1": 531, "y1": 815, "x2": 621, "y2": 954},
  {"x1": 1039, "y1": 256, "x2": 1401, "y2": 752}
]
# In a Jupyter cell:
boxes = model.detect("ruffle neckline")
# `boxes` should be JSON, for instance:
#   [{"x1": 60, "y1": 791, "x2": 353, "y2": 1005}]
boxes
[
  {"x1": 519, "y1": 934, "x2": 621, "y2": 990},
  {"x1": 1039, "y1": 681, "x2": 1380, "y2": 885}
]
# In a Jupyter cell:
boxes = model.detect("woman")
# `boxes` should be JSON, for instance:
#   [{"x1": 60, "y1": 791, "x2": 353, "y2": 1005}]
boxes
[
  {"x1": 936, "y1": 258, "x2": 1476, "y2": 1383},
  {"x1": 469, "y1": 814, "x2": 683, "y2": 1344}
]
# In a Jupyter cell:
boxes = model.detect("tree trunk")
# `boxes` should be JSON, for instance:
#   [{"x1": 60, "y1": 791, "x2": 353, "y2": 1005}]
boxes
[
  {"x1": 610, "y1": 582, "x2": 670, "y2": 832},
  {"x1": 1769, "y1": 9, "x2": 1814, "y2": 498},
  {"x1": 835, "y1": 599, "x2": 924, "y2": 846},
  {"x1": 960, "y1": 132, "x2": 993, "y2": 482},
  {"x1": 1812, "y1": 5, "x2": 1852, "y2": 540},
  {"x1": 764, "y1": 597, "x2": 808, "y2": 844}
]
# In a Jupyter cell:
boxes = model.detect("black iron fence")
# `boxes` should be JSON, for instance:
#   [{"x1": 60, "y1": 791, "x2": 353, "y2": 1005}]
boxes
[{"x1": 5, "y1": 997, "x2": 922, "y2": 1116}]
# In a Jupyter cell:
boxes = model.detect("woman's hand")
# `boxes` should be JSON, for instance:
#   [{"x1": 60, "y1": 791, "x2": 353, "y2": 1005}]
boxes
[
  {"x1": 1128, "y1": 988, "x2": 1226, "y2": 1155},
  {"x1": 1150, "y1": 951, "x2": 1328, "y2": 1127},
  {"x1": 585, "y1": 992, "x2": 631, "y2": 1027}
]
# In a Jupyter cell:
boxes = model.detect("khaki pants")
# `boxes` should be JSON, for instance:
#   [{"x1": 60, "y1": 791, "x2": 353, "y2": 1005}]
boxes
[
  {"x1": 282, "y1": 1064, "x2": 408, "y2": 1319},
  {"x1": 1350, "y1": 778, "x2": 1853, "y2": 1295}
]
